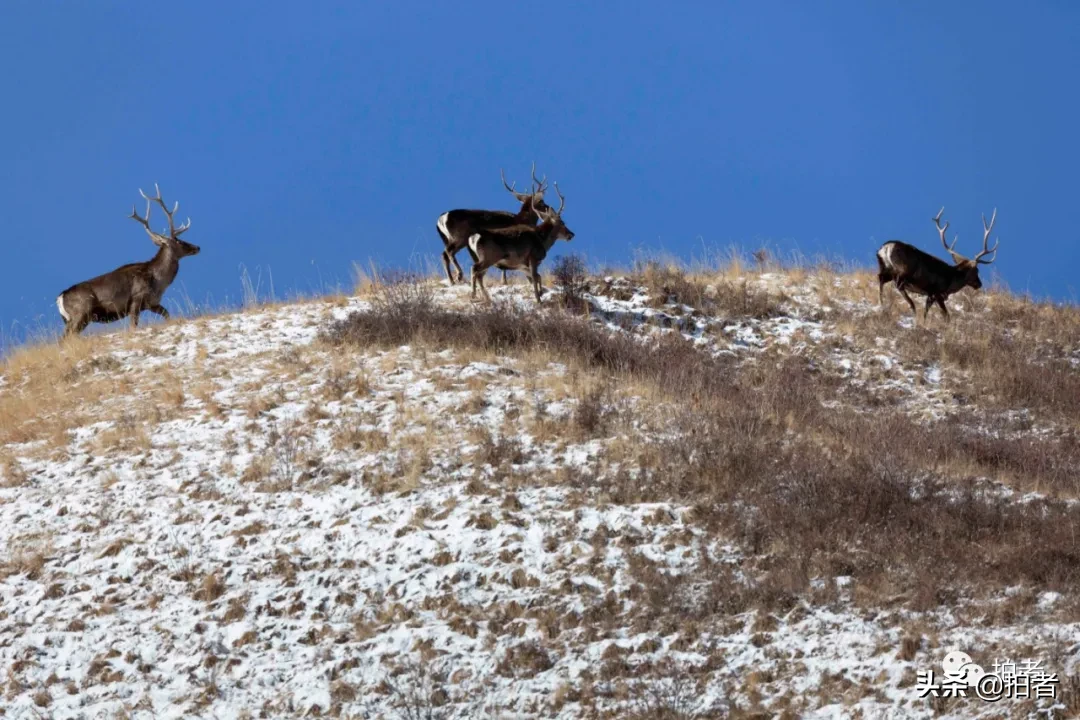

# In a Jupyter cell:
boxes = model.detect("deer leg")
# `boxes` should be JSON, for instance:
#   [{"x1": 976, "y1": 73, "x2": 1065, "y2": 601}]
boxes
[
  {"x1": 63, "y1": 316, "x2": 90, "y2": 340},
  {"x1": 148, "y1": 304, "x2": 170, "y2": 320},
  {"x1": 878, "y1": 274, "x2": 891, "y2": 306},
  {"x1": 471, "y1": 263, "x2": 492, "y2": 301},
  {"x1": 128, "y1": 300, "x2": 143, "y2": 329},
  {"x1": 936, "y1": 297, "x2": 950, "y2": 322},
  {"x1": 476, "y1": 267, "x2": 492, "y2": 302},
  {"x1": 449, "y1": 249, "x2": 469, "y2": 284},
  {"x1": 447, "y1": 249, "x2": 469, "y2": 285},
  {"x1": 897, "y1": 287, "x2": 917, "y2": 317},
  {"x1": 532, "y1": 267, "x2": 543, "y2": 302},
  {"x1": 502, "y1": 269, "x2": 510, "y2": 286},
  {"x1": 923, "y1": 295, "x2": 935, "y2": 320},
  {"x1": 441, "y1": 250, "x2": 457, "y2": 285}
]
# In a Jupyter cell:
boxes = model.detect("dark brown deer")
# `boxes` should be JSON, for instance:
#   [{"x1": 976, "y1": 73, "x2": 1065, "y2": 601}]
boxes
[
  {"x1": 57, "y1": 184, "x2": 200, "y2": 337},
  {"x1": 436, "y1": 164, "x2": 549, "y2": 285},
  {"x1": 468, "y1": 182, "x2": 574, "y2": 302},
  {"x1": 877, "y1": 207, "x2": 999, "y2": 322}
]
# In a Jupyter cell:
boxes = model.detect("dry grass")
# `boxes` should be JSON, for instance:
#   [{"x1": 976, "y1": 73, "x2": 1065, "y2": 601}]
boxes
[
  {"x1": 325, "y1": 272, "x2": 1080, "y2": 611},
  {"x1": 629, "y1": 259, "x2": 785, "y2": 319},
  {"x1": 0, "y1": 293, "x2": 344, "y2": 464},
  {"x1": 0, "y1": 453, "x2": 27, "y2": 488},
  {"x1": 0, "y1": 336, "x2": 121, "y2": 449},
  {"x1": 845, "y1": 285, "x2": 1080, "y2": 425},
  {"x1": 195, "y1": 571, "x2": 226, "y2": 604}
]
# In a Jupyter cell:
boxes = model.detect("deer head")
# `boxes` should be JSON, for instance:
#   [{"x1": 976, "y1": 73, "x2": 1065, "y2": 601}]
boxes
[
  {"x1": 129, "y1": 184, "x2": 200, "y2": 257},
  {"x1": 535, "y1": 182, "x2": 574, "y2": 242},
  {"x1": 933, "y1": 207, "x2": 999, "y2": 290}
]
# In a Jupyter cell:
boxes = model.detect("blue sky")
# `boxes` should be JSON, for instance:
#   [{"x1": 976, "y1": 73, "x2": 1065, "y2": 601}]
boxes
[{"x1": 1, "y1": 1, "x2": 1078, "y2": 342}]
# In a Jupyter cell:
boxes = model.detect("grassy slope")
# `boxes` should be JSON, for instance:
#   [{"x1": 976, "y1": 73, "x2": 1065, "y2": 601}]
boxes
[{"x1": 1, "y1": 262, "x2": 1079, "y2": 718}]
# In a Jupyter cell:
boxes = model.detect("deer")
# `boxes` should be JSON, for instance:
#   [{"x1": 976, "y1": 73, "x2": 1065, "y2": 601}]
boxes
[
  {"x1": 876, "y1": 207, "x2": 999, "y2": 322},
  {"x1": 436, "y1": 164, "x2": 550, "y2": 285},
  {"x1": 56, "y1": 184, "x2": 200, "y2": 337},
  {"x1": 467, "y1": 182, "x2": 574, "y2": 303}
]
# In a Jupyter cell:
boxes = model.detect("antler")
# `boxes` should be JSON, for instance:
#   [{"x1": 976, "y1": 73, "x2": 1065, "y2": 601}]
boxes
[
  {"x1": 933, "y1": 207, "x2": 964, "y2": 263},
  {"x1": 501, "y1": 168, "x2": 521, "y2": 196},
  {"x1": 129, "y1": 194, "x2": 155, "y2": 236},
  {"x1": 974, "y1": 208, "x2": 999, "y2": 265},
  {"x1": 500, "y1": 168, "x2": 532, "y2": 202},
  {"x1": 530, "y1": 161, "x2": 548, "y2": 196},
  {"x1": 140, "y1": 183, "x2": 191, "y2": 238},
  {"x1": 537, "y1": 181, "x2": 566, "y2": 224},
  {"x1": 502, "y1": 164, "x2": 548, "y2": 202}
]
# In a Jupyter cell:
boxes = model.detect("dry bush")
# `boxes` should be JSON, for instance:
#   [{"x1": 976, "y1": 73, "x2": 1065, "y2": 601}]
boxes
[
  {"x1": 470, "y1": 427, "x2": 527, "y2": 468},
  {"x1": 649, "y1": 403, "x2": 1080, "y2": 603},
  {"x1": 495, "y1": 641, "x2": 554, "y2": 679},
  {"x1": 572, "y1": 383, "x2": 617, "y2": 439},
  {"x1": 254, "y1": 419, "x2": 316, "y2": 492},
  {"x1": 377, "y1": 657, "x2": 449, "y2": 720},
  {"x1": 626, "y1": 670, "x2": 703, "y2": 720},
  {"x1": 324, "y1": 287, "x2": 730, "y2": 393},
  {"x1": 552, "y1": 254, "x2": 591, "y2": 313},
  {"x1": 630, "y1": 260, "x2": 783, "y2": 319}
]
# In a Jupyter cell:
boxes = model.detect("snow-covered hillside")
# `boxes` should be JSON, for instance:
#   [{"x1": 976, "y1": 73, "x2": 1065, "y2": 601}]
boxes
[{"x1": 2, "y1": 269, "x2": 1079, "y2": 719}]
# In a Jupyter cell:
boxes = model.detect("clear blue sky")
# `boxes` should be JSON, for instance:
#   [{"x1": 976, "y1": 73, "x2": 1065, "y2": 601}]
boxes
[{"x1": 2, "y1": 1, "x2": 1078, "y2": 342}]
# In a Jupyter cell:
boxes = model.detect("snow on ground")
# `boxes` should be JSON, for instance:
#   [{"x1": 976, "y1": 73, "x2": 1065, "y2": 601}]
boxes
[{"x1": 1, "y1": 278, "x2": 1076, "y2": 718}]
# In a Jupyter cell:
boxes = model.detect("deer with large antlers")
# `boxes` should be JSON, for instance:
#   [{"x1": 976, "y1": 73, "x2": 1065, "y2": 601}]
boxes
[
  {"x1": 436, "y1": 164, "x2": 550, "y2": 285},
  {"x1": 56, "y1": 184, "x2": 200, "y2": 337},
  {"x1": 876, "y1": 207, "x2": 1000, "y2": 322},
  {"x1": 467, "y1": 182, "x2": 574, "y2": 303}
]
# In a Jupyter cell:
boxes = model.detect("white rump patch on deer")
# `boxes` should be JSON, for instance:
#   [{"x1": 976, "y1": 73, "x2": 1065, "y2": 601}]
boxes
[
  {"x1": 437, "y1": 213, "x2": 451, "y2": 242},
  {"x1": 468, "y1": 233, "x2": 482, "y2": 255},
  {"x1": 56, "y1": 294, "x2": 70, "y2": 322},
  {"x1": 878, "y1": 242, "x2": 899, "y2": 269}
]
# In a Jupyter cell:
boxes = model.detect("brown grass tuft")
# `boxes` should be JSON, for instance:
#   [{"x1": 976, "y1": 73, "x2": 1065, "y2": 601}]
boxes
[
  {"x1": 0, "y1": 453, "x2": 28, "y2": 488},
  {"x1": 195, "y1": 571, "x2": 226, "y2": 604}
]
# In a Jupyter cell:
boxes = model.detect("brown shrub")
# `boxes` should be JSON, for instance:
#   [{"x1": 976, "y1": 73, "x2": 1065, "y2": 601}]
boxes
[
  {"x1": 551, "y1": 254, "x2": 591, "y2": 313},
  {"x1": 496, "y1": 641, "x2": 554, "y2": 679},
  {"x1": 631, "y1": 260, "x2": 783, "y2": 319},
  {"x1": 573, "y1": 383, "x2": 613, "y2": 439}
]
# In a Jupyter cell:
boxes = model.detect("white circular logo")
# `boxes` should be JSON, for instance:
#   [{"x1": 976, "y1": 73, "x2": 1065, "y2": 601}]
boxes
[{"x1": 942, "y1": 651, "x2": 984, "y2": 687}]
